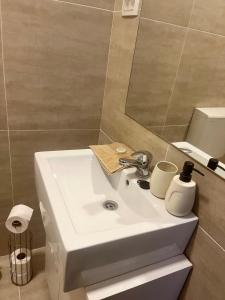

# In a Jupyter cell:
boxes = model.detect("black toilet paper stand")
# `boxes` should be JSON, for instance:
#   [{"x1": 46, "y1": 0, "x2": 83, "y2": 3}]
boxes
[{"x1": 8, "y1": 228, "x2": 33, "y2": 286}]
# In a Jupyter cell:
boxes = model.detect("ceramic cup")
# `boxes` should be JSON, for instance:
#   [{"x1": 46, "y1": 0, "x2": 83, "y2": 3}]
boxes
[{"x1": 150, "y1": 161, "x2": 178, "y2": 199}]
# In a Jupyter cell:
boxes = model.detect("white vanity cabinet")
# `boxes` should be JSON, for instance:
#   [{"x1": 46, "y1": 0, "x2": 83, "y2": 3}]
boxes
[
  {"x1": 58, "y1": 255, "x2": 191, "y2": 300},
  {"x1": 35, "y1": 149, "x2": 197, "y2": 300}
]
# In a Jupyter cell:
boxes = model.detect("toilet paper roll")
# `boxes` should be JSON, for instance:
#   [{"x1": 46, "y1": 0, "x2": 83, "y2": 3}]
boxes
[
  {"x1": 11, "y1": 248, "x2": 31, "y2": 275},
  {"x1": 5, "y1": 205, "x2": 33, "y2": 234},
  {"x1": 12, "y1": 270, "x2": 31, "y2": 285}
]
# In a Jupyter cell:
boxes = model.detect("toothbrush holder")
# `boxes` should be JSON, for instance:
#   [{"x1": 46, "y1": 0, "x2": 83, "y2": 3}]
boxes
[{"x1": 150, "y1": 161, "x2": 178, "y2": 199}]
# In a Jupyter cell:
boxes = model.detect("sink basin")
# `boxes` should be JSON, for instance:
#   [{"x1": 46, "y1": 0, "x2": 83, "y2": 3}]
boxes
[{"x1": 35, "y1": 149, "x2": 198, "y2": 292}]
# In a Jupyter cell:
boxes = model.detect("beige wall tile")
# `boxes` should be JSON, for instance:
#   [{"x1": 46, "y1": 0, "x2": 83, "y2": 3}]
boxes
[
  {"x1": 180, "y1": 227, "x2": 225, "y2": 300},
  {"x1": 9, "y1": 129, "x2": 99, "y2": 248},
  {"x1": 219, "y1": 154, "x2": 225, "y2": 164},
  {"x1": 0, "y1": 131, "x2": 12, "y2": 223},
  {"x1": 0, "y1": 20, "x2": 7, "y2": 130},
  {"x1": 206, "y1": 177, "x2": 225, "y2": 249},
  {"x1": 101, "y1": 13, "x2": 168, "y2": 164},
  {"x1": 141, "y1": 0, "x2": 194, "y2": 26},
  {"x1": 126, "y1": 19, "x2": 186, "y2": 127},
  {"x1": 161, "y1": 125, "x2": 188, "y2": 143},
  {"x1": 114, "y1": 0, "x2": 123, "y2": 11},
  {"x1": 0, "y1": 224, "x2": 10, "y2": 256},
  {"x1": 102, "y1": 12, "x2": 140, "y2": 112},
  {"x1": 57, "y1": 0, "x2": 115, "y2": 11},
  {"x1": 2, "y1": 0, "x2": 112, "y2": 130},
  {"x1": 190, "y1": 0, "x2": 225, "y2": 36},
  {"x1": 98, "y1": 130, "x2": 113, "y2": 144},
  {"x1": 166, "y1": 29, "x2": 225, "y2": 125},
  {"x1": 147, "y1": 126, "x2": 163, "y2": 137},
  {"x1": 32, "y1": 247, "x2": 45, "y2": 276},
  {"x1": 30, "y1": 209, "x2": 46, "y2": 250},
  {"x1": 0, "y1": 100, "x2": 7, "y2": 130}
]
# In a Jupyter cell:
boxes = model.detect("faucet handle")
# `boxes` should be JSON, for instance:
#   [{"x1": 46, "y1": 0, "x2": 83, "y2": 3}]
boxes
[{"x1": 132, "y1": 151, "x2": 153, "y2": 167}]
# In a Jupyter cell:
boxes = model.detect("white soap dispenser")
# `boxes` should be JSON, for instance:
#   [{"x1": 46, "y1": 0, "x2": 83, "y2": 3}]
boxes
[{"x1": 165, "y1": 161, "x2": 204, "y2": 217}]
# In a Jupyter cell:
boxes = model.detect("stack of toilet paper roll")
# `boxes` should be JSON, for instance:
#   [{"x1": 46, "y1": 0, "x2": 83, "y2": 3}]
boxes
[
  {"x1": 5, "y1": 204, "x2": 33, "y2": 285},
  {"x1": 10, "y1": 248, "x2": 32, "y2": 285}
]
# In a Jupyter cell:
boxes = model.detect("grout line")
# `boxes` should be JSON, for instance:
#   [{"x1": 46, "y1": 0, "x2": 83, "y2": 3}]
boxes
[
  {"x1": 18, "y1": 287, "x2": 21, "y2": 300},
  {"x1": 164, "y1": 144, "x2": 170, "y2": 160},
  {"x1": 98, "y1": 6, "x2": 114, "y2": 132},
  {"x1": 188, "y1": 26, "x2": 225, "y2": 39},
  {"x1": 0, "y1": 0, "x2": 14, "y2": 205},
  {"x1": 102, "y1": 3, "x2": 142, "y2": 121},
  {"x1": 99, "y1": 6, "x2": 115, "y2": 130},
  {"x1": 163, "y1": 124, "x2": 189, "y2": 128},
  {"x1": 99, "y1": 129, "x2": 114, "y2": 143},
  {"x1": 140, "y1": 9, "x2": 225, "y2": 39},
  {"x1": 121, "y1": 9, "x2": 142, "y2": 114},
  {"x1": 141, "y1": 16, "x2": 186, "y2": 30},
  {"x1": 113, "y1": 0, "x2": 117, "y2": 13},
  {"x1": 149, "y1": 124, "x2": 189, "y2": 129},
  {"x1": 199, "y1": 226, "x2": 225, "y2": 253},
  {"x1": 51, "y1": 0, "x2": 113, "y2": 13},
  {"x1": 8, "y1": 128, "x2": 100, "y2": 132},
  {"x1": 161, "y1": 0, "x2": 196, "y2": 134},
  {"x1": 102, "y1": 2, "x2": 142, "y2": 122}
]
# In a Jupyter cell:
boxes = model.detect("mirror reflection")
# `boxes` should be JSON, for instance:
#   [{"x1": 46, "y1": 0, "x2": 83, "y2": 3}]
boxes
[{"x1": 125, "y1": 17, "x2": 225, "y2": 179}]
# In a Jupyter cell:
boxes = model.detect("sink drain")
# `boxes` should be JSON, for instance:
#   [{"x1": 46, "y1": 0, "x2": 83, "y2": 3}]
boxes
[{"x1": 103, "y1": 200, "x2": 118, "y2": 211}]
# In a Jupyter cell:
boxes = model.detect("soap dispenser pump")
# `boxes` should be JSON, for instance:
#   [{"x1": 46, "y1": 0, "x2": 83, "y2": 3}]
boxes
[{"x1": 165, "y1": 161, "x2": 204, "y2": 217}]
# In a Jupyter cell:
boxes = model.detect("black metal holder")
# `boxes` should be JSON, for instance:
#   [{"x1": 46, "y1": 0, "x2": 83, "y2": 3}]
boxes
[{"x1": 8, "y1": 230, "x2": 33, "y2": 286}]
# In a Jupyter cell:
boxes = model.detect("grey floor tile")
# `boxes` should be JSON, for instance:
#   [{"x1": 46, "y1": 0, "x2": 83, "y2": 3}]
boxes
[
  {"x1": 0, "y1": 255, "x2": 20, "y2": 300},
  {"x1": 0, "y1": 248, "x2": 49, "y2": 300}
]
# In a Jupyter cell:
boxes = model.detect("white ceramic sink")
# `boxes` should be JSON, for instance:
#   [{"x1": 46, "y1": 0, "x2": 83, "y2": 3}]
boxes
[{"x1": 35, "y1": 149, "x2": 198, "y2": 292}]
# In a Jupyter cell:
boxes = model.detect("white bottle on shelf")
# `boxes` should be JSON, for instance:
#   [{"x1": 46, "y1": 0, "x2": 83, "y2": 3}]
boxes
[{"x1": 165, "y1": 161, "x2": 204, "y2": 217}]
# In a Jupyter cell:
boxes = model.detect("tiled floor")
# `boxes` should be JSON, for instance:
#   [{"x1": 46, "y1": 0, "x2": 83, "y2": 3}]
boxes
[{"x1": 0, "y1": 248, "x2": 51, "y2": 300}]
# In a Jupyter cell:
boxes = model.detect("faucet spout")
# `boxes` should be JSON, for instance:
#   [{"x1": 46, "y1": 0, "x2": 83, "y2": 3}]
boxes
[
  {"x1": 119, "y1": 151, "x2": 152, "y2": 179},
  {"x1": 119, "y1": 158, "x2": 140, "y2": 168}
]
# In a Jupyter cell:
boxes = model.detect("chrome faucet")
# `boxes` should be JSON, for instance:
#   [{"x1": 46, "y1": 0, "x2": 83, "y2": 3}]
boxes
[{"x1": 119, "y1": 151, "x2": 152, "y2": 179}]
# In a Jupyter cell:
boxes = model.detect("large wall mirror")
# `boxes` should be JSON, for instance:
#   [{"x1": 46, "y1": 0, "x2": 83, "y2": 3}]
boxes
[{"x1": 125, "y1": 16, "x2": 225, "y2": 180}]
